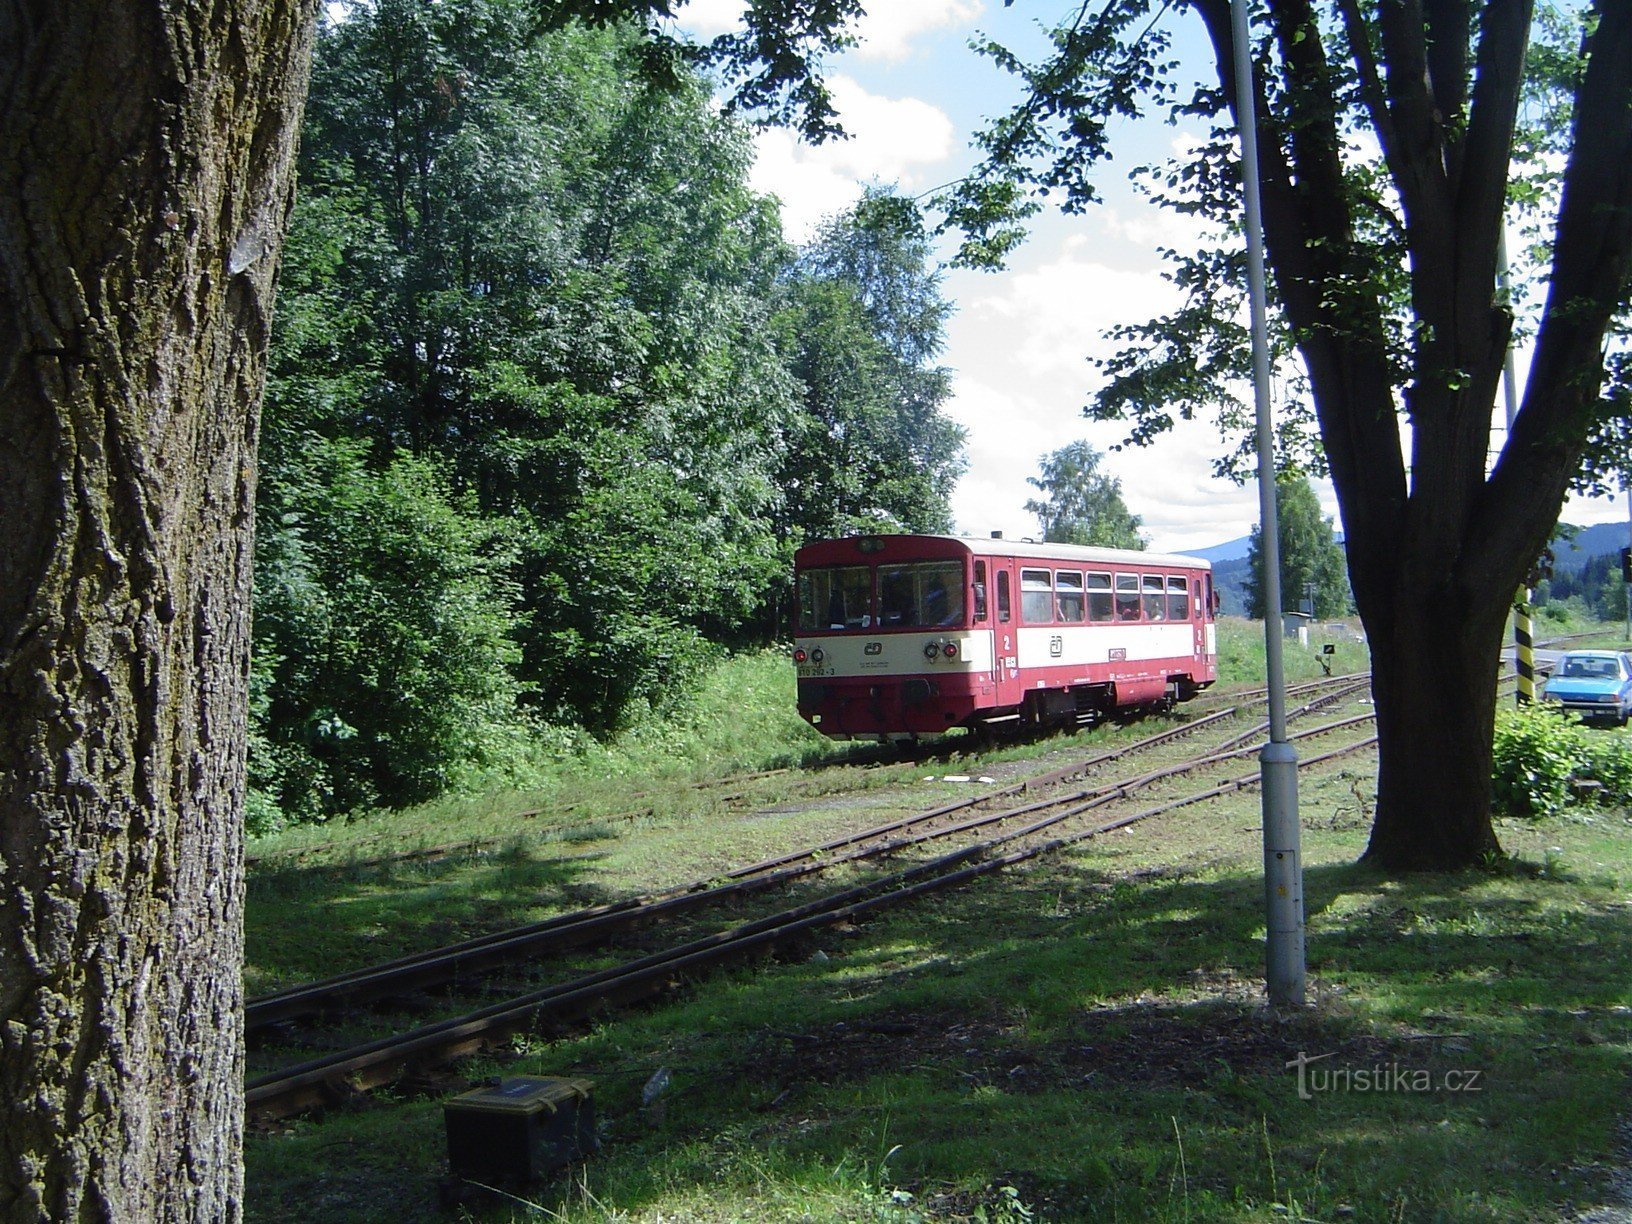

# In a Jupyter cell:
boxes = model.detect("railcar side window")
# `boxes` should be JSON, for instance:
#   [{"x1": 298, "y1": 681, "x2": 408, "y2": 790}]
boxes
[
  {"x1": 1167, "y1": 576, "x2": 1189, "y2": 621},
  {"x1": 798, "y1": 566, "x2": 873, "y2": 631},
  {"x1": 973, "y1": 561, "x2": 988, "y2": 622},
  {"x1": 1021, "y1": 569, "x2": 1054, "y2": 623},
  {"x1": 1142, "y1": 575, "x2": 1166, "y2": 620},
  {"x1": 1055, "y1": 571, "x2": 1085, "y2": 622},
  {"x1": 998, "y1": 570, "x2": 1012, "y2": 623},
  {"x1": 1087, "y1": 572, "x2": 1113, "y2": 622},
  {"x1": 878, "y1": 561, "x2": 966, "y2": 628},
  {"x1": 1115, "y1": 574, "x2": 1141, "y2": 621}
]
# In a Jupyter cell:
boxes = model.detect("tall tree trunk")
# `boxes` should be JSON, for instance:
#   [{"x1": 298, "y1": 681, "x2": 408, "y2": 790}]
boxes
[
  {"x1": 0, "y1": 2, "x2": 317, "y2": 1218},
  {"x1": 1195, "y1": 0, "x2": 1632, "y2": 871},
  {"x1": 1362, "y1": 593, "x2": 1507, "y2": 870}
]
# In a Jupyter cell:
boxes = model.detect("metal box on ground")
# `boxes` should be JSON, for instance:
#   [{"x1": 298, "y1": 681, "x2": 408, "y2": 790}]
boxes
[{"x1": 443, "y1": 1076, "x2": 595, "y2": 1183}]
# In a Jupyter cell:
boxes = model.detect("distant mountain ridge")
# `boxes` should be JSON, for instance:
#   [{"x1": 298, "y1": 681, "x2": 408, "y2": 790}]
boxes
[
  {"x1": 1180, "y1": 522, "x2": 1631, "y2": 608},
  {"x1": 1553, "y1": 521, "x2": 1632, "y2": 572},
  {"x1": 1178, "y1": 535, "x2": 1253, "y2": 564}
]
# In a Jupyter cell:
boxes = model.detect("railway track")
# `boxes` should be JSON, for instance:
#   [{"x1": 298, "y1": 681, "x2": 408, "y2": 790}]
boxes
[
  {"x1": 247, "y1": 676, "x2": 1380, "y2": 1118},
  {"x1": 246, "y1": 672, "x2": 1370, "y2": 1035}
]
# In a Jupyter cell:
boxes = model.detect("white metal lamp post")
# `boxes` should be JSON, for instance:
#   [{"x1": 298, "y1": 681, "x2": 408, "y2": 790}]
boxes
[{"x1": 1229, "y1": 0, "x2": 1305, "y2": 1007}]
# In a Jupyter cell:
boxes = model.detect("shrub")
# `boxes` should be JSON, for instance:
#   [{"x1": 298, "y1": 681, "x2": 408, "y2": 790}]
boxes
[
  {"x1": 1492, "y1": 703, "x2": 1632, "y2": 817},
  {"x1": 252, "y1": 438, "x2": 532, "y2": 820}
]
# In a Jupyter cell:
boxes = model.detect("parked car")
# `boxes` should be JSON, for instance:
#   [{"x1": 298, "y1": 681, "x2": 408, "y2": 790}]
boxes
[{"x1": 1540, "y1": 650, "x2": 1632, "y2": 726}]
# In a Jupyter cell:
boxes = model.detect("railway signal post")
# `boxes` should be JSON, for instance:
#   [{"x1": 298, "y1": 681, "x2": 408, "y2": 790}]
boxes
[{"x1": 1232, "y1": 0, "x2": 1305, "y2": 1008}]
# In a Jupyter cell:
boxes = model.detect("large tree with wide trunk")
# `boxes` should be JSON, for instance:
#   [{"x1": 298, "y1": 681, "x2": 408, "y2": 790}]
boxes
[
  {"x1": 1, "y1": 4, "x2": 319, "y2": 1215},
  {"x1": 952, "y1": 0, "x2": 1632, "y2": 870},
  {"x1": 0, "y1": 0, "x2": 854, "y2": 1215}
]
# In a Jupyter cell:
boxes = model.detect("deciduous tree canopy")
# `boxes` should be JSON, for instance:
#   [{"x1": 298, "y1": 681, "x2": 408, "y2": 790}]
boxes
[
  {"x1": 1024, "y1": 440, "x2": 1146, "y2": 550},
  {"x1": 1244, "y1": 473, "x2": 1351, "y2": 620},
  {"x1": 947, "y1": 0, "x2": 1632, "y2": 870},
  {"x1": 252, "y1": 4, "x2": 965, "y2": 820}
]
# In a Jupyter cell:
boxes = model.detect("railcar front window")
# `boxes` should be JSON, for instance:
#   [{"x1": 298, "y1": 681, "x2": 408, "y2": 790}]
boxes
[
  {"x1": 1021, "y1": 569, "x2": 1054, "y2": 624},
  {"x1": 878, "y1": 561, "x2": 967, "y2": 628},
  {"x1": 1087, "y1": 572, "x2": 1113, "y2": 622},
  {"x1": 798, "y1": 566, "x2": 873, "y2": 631}
]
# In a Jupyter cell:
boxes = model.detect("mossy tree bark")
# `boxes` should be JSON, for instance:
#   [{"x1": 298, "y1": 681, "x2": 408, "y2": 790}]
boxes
[{"x1": 0, "y1": 2, "x2": 317, "y2": 1218}]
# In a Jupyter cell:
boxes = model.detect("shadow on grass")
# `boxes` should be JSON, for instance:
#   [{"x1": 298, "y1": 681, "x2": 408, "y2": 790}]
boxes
[
  {"x1": 246, "y1": 838, "x2": 619, "y2": 993},
  {"x1": 247, "y1": 854, "x2": 1632, "y2": 1223}
]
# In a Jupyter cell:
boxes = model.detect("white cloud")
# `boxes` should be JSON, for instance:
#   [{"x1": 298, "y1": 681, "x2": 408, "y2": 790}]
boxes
[
  {"x1": 674, "y1": 0, "x2": 982, "y2": 60},
  {"x1": 958, "y1": 238, "x2": 1186, "y2": 384},
  {"x1": 672, "y1": 0, "x2": 744, "y2": 38},
  {"x1": 852, "y1": 0, "x2": 985, "y2": 63},
  {"x1": 943, "y1": 235, "x2": 1298, "y2": 553},
  {"x1": 749, "y1": 77, "x2": 955, "y2": 241}
]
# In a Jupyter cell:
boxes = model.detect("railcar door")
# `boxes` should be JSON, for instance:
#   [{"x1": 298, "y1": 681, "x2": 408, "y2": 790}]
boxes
[
  {"x1": 989, "y1": 560, "x2": 1023, "y2": 708},
  {"x1": 1195, "y1": 570, "x2": 1217, "y2": 668}
]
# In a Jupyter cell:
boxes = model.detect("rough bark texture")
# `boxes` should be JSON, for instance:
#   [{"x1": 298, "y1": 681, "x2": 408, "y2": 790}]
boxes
[
  {"x1": 1191, "y1": 0, "x2": 1632, "y2": 870},
  {"x1": 0, "y1": 1, "x2": 317, "y2": 1218}
]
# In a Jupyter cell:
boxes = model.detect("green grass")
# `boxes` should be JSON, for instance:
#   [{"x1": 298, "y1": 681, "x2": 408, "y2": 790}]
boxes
[
  {"x1": 244, "y1": 629, "x2": 1632, "y2": 1222},
  {"x1": 247, "y1": 792, "x2": 1632, "y2": 1222}
]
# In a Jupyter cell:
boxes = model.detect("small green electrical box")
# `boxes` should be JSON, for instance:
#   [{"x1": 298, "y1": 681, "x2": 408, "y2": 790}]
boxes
[{"x1": 443, "y1": 1076, "x2": 596, "y2": 1183}]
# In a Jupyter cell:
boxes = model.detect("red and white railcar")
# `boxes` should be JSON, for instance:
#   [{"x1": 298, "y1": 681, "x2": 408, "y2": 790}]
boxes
[{"x1": 793, "y1": 534, "x2": 1217, "y2": 740}]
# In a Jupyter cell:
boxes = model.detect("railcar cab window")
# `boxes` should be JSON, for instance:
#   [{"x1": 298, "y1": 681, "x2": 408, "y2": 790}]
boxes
[
  {"x1": 973, "y1": 561, "x2": 988, "y2": 622},
  {"x1": 1021, "y1": 568, "x2": 1054, "y2": 623},
  {"x1": 798, "y1": 565, "x2": 873, "y2": 632},
  {"x1": 878, "y1": 561, "x2": 966, "y2": 628},
  {"x1": 1056, "y1": 570, "x2": 1085, "y2": 622},
  {"x1": 1167, "y1": 576, "x2": 1189, "y2": 621},
  {"x1": 1087, "y1": 572, "x2": 1113, "y2": 622},
  {"x1": 1115, "y1": 574, "x2": 1141, "y2": 620}
]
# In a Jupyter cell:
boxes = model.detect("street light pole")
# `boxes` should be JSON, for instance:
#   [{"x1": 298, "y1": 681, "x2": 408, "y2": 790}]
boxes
[{"x1": 1230, "y1": 0, "x2": 1304, "y2": 1007}]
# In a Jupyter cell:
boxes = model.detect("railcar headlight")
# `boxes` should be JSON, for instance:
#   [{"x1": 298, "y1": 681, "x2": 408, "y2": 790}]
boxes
[
  {"x1": 793, "y1": 648, "x2": 808, "y2": 664},
  {"x1": 943, "y1": 641, "x2": 958, "y2": 658},
  {"x1": 811, "y1": 648, "x2": 825, "y2": 663},
  {"x1": 923, "y1": 641, "x2": 940, "y2": 660}
]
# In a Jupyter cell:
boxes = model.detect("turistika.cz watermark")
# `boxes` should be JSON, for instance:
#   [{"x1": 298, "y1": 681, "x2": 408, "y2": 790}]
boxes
[{"x1": 1286, "y1": 1050, "x2": 1484, "y2": 1100}]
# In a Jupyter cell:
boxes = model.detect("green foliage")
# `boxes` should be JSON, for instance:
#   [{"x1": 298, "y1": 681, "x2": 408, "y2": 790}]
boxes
[
  {"x1": 251, "y1": 438, "x2": 531, "y2": 824},
  {"x1": 1244, "y1": 472, "x2": 1351, "y2": 619},
  {"x1": 775, "y1": 188, "x2": 966, "y2": 541},
  {"x1": 1538, "y1": 550, "x2": 1632, "y2": 622},
  {"x1": 253, "y1": 4, "x2": 965, "y2": 821},
  {"x1": 1024, "y1": 439, "x2": 1145, "y2": 549},
  {"x1": 1491, "y1": 703, "x2": 1632, "y2": 817}
]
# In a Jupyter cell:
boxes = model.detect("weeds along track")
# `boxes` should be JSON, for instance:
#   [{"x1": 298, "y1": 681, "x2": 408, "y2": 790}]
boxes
[
  {"x1": 247, "y1": 680, "x2": 1379, "y2": 1119},
  {"x1": 244, "y1": 769, "x2": 795, "y2": 871},
  {"x1": 246, "y1": 672, "x2": 1370, "y2": 1036}
]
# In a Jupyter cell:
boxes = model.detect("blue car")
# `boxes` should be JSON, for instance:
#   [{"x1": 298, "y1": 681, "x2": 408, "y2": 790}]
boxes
[{"x1": 1541, "y1": 650, "x2": 1632, "y2": 726}]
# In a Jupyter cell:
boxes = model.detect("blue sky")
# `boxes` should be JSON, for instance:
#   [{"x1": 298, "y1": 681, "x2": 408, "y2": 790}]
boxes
[{"x1": 676, "y1": 0, "x2": 1628, "y2": 553}]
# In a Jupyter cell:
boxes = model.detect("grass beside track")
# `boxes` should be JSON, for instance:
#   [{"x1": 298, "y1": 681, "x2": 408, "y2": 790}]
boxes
[{"x1": 245, "y1": 625, "x2": 1632, "y2": 1223}]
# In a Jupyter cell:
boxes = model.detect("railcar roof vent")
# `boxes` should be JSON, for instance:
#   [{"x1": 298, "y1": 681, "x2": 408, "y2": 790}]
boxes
[{"x1": 990, "y1": 531, "x2": 1003, "y2": 539}]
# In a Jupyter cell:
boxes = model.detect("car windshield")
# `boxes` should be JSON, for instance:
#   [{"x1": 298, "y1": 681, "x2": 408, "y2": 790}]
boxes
[{"x1": 1559, "y1": 656, "x2": 1620, "y2": 680}]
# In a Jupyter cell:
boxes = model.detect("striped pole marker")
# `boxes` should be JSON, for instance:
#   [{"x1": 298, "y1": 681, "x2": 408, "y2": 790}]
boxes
[{"x1": 1515, "y1": 591, "x2": 1534, "y2": 704}]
